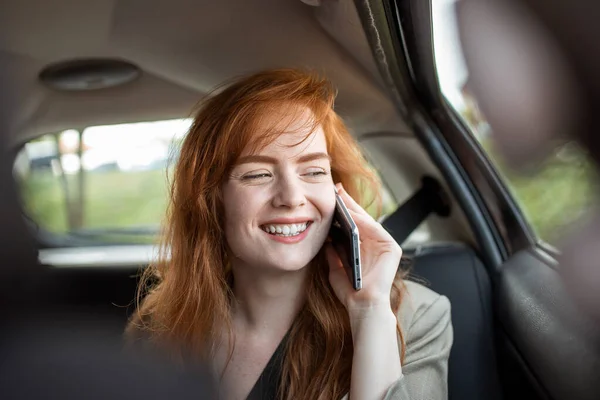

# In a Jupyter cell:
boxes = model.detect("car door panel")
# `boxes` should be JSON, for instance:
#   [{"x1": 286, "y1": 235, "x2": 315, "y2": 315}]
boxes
[{"x1": 497, "y1": 247, "x2": 600, "y2": 400}]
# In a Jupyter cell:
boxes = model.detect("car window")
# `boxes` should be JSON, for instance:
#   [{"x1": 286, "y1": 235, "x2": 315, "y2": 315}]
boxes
[
  {"x1": 431, "y1": 0, "x2": 596, "y2": 244},
  {"x1": 14, "y1": 119, "x2": 398, "y2": 246},
  {"x1": 14, "y1": 119, "x2": 191, "y2": 245}
]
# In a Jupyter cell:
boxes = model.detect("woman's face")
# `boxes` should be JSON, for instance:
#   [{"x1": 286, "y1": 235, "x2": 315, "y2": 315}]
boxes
[{"x1": 222, "y1": 108, "x2": 336, "y2": 273}]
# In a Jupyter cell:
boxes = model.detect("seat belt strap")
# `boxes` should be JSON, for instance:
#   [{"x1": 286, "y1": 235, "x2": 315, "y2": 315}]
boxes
[{"x1": 382, "y1": 176, "x2": 451, "y2": 245}]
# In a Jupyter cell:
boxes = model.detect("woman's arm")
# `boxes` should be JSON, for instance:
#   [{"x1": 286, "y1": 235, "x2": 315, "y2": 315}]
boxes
[
  {"x1": 326, "y1": 183, "x2": 405, "y2": 399},
  {"x1": 348, "y1": 305, "x2": 403, "y2": 400},
  {"x1": 327, "y1": 184, "x2": 452, "y2": 400},
  {"x1": 343, "y1": 294, "x2": 453, "y2": 400}
]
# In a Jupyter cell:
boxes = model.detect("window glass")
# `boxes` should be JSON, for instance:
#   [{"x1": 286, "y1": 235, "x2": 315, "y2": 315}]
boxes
[
  {"x1": 431, "y1": 0, "x2": 596, "y2": 244},
  {"x1": 15, "y1": 119, "x2": 397, "y2": 245},
  {"x1": 14, "y1": 119, "x2": 192, "y2": 244}
]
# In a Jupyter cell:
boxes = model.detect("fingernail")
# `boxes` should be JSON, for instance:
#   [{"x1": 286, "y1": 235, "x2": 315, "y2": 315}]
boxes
[{"x1": 335, "y1": 182, "x2": 343, "y2": 191}]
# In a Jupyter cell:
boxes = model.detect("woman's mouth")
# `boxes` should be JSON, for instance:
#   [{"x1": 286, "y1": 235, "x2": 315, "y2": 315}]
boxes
[{"x1": 260, "y1": 221, "x2": 311, "y2": 237}]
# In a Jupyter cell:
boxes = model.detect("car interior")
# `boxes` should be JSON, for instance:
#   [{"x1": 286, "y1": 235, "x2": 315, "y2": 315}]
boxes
[{"x1": 1, "y1": 1, "x2": 598, "y2": 400}]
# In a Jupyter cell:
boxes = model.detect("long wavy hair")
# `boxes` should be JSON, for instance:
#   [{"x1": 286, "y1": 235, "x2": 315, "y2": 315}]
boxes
[{"x1": 126, "y1": 68, "x2": 407, "y2": 400}]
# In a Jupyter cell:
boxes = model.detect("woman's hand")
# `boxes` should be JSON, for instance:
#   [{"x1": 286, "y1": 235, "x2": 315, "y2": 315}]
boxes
[
  {"x1": 325, "y1": 183, "x2": 403, "y2": 315},
  {"x1": 326, "y1": 183, "x2": 404, "y2": 400}
]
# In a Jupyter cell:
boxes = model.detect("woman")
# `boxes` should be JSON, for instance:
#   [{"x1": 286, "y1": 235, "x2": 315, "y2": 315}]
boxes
[{"x1": 126, "y1": 69, "x2": 452, "y2": 400}]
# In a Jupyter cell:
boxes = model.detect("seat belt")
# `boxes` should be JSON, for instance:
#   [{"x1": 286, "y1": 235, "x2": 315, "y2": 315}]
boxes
[{"x1": 382, "y1": 176, "x2": 451, "y2": 246}]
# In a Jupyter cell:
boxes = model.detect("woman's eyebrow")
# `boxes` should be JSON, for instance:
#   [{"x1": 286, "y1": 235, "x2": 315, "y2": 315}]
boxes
[
  {"x1": 296, "y1": 152, "x2": 331, "y2": 163},
  {"x1": 235, "y1": 152, "x2": 331, "y2": 165},
  {"x1": 235, "y1": 155, "x2": 278, "y2": 165}
]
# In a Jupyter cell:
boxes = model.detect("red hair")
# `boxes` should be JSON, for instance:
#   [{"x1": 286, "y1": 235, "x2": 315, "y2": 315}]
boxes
[{"x1": 126, "y1": 68, "x2": 407, "y2": 400}]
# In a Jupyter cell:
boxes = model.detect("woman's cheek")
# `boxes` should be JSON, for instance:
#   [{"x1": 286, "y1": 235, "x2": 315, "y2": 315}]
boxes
[
  {"x1": 308, "y1": 186, "x2": 335, "y2": 219},
  {"x1": 223, "y1": 183, "x2": 261, "y2": 221}
]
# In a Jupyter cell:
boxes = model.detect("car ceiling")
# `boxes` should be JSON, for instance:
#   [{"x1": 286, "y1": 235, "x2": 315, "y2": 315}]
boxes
[{"x1": 0, "y1": 0, "x2": 411, "y2": 146}]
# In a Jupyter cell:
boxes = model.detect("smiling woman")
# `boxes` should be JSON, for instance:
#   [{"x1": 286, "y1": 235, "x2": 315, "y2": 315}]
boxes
[
  {"x1": 222, "y1": 109, "x2": 336, "y2": 273},
  {"x1": 14, "y1": 120, "x2": 396, "y2": 246},
  {"x1": 125, "y1": 69, "x2": 452, "y2": 400}
]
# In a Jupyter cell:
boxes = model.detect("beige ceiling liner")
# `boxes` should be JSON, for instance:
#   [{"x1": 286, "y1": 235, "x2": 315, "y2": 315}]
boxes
[{"x1": 0, "y1": 0, "x2": 408, "y2": 145}]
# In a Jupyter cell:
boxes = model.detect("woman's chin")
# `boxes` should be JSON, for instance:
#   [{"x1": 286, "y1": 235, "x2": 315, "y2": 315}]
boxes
[
  {"x1": 261, "y1": 258, "x2": 313, "y2": 275},
  {"x1": 272, "y1": 262, "x2": 311, "y2": 274}
]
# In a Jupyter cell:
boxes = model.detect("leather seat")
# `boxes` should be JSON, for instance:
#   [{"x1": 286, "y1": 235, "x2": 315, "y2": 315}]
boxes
[{"x1": 407, "y1": 244, "x2": 503, "y2": 400}]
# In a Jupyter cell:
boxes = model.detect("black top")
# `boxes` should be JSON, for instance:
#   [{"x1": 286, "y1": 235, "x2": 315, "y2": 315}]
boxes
[{"x1": 246, "y1": 332, "x2": 289, "y2": 400}]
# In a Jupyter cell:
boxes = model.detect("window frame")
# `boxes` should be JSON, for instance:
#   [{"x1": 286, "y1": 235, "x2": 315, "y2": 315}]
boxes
[{"x1": 384, "y1": 0, "x2": 539, "y2": 263}]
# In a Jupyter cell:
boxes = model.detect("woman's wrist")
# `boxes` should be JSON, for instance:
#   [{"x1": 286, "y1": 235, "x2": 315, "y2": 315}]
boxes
[
  {"x1": 348, "y1": 304, "x2": 397, "y2": 336},
  {"x1": 346, "y1": 295, "x2": 394, "y2": 319}
]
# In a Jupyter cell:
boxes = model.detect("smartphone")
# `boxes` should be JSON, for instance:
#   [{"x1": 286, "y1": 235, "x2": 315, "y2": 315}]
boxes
[{"x1": 329, "y1": 193, "x2": 362, "y2": 291}]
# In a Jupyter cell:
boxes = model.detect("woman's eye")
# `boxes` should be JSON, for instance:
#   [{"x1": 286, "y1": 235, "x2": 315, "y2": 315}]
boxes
[
  {"x1": 242, "y1": 172, "x2": 272, "y2": 180},
  {"x1": 303, "y1": 169, "x2": 328, "y2": 177}
]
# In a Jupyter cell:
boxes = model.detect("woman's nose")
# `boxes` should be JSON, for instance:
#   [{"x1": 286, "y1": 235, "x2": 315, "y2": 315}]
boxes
[{"x1": 272, "y1": 177, "x2": 306, "y2": 209}]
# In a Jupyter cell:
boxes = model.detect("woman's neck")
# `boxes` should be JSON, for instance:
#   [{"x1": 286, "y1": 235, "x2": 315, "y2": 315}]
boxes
[{"x1": 230, "y1": 263, "x2": 308, "y2": 338}]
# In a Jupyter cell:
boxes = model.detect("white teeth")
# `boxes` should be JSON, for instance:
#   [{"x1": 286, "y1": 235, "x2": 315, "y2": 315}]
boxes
[{"x1": 261, "y1": 222, "x2": 309, "y2": 237}]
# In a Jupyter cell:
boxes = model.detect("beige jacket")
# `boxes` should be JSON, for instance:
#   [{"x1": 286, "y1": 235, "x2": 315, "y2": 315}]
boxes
[{"x1": 342, "y1": 280, "x2": 453, "y2": 400}]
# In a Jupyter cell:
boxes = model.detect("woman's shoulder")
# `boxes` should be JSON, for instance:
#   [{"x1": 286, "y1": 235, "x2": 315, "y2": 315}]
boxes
[{"x1": 397, "y1": 279, "x2": 452, "y2": 339}]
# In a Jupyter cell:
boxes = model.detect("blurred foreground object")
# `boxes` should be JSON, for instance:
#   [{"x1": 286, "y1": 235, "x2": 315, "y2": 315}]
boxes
[
  {"x1": 456, "y1": 0, "x2": 600, "y2": 324},
  {"x1": 1, "y1": 318, "x2": 216, "y2": 400}
]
